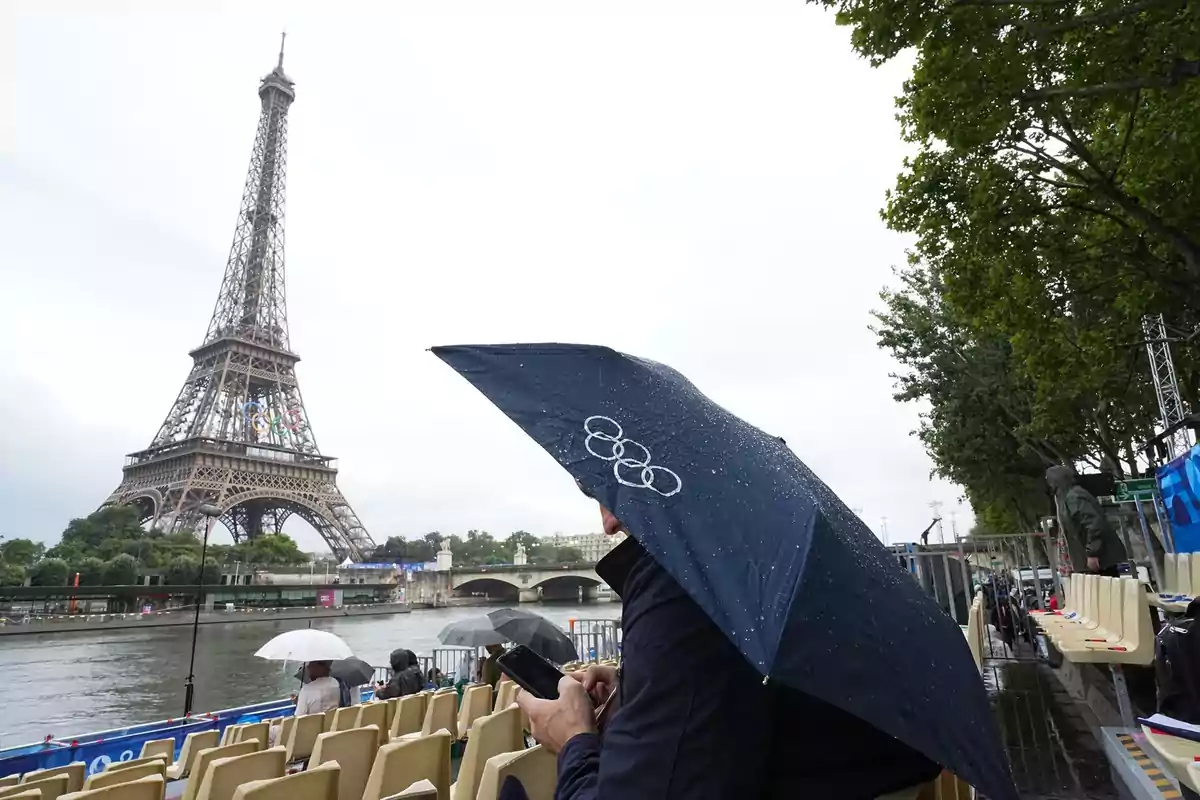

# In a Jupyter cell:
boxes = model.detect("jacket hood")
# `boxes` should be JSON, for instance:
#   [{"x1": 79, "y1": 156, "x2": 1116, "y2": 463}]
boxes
[
  {"x1": 389, "y1": 648, "x2": 411, "y2": 671},
  {"x1": 1045, "y1": 466, "x2": 1076, "y2": 492}
]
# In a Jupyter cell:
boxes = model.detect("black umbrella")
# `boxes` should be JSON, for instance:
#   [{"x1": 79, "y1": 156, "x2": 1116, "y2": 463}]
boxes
[
  {"x1": 438, "y1": 616, "x2": 507, "y2": 647},
  {"x1": 434, "y1": 343, "x2": 1016, "y2": 800},
  {"x1": 292, "y1": 657, "x2": 374, "y2": 686},
  {"x1": 486, "y1": 607, "x2": 578, "y2": 664}
]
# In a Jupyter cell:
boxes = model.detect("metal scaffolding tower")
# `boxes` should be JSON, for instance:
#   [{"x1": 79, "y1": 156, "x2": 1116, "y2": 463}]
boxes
[{"x1": 1143, "y1": 314, "x2": 1191, "y2": 460}]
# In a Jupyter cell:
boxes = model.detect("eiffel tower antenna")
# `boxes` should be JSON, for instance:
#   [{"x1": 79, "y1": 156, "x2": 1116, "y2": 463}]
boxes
[{"x1": 101, "y1": 42, "x2": 376, "y2": 561}]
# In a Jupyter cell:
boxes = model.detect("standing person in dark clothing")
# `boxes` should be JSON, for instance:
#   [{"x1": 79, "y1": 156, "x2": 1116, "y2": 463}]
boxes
[
  {"x1": 375, "y1": 648, "x2": 423, "y2": 699},
  {"x1": 516, "y1": 503, "x2": 940, "y2": 800},
  {"x1": 1046, "y1": 466, "x2": 1128, "y2": 577},
  {"x1": 479, "y1": 643, "x2": 504, "y2": 690}
]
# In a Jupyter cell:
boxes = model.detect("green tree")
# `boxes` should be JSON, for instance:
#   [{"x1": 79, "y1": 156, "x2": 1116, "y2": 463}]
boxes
[
  {"x1": 165, "y1": 556, "x2": 199, "y2": 586},
  {"x1": 0, "y1": 538, "x2": 44, "y2": 567},
  {"x1": 814, "y1": 0, "x2": 1200, "y2": 495},
  {"x1": 231, "y1": 534, "x2": 308, "y2": 566},
  {"x1": 73, "y1": 557, "x2": 107, "y2": 586},
  {"x1": 0, "y1": 563, "x2": 26, "y2": 587},
  {"x1": 29, "y1": 558, "x2": 70, "y2": 587},
  {"x1": 873, "y1": 265, "x2": 1064, "y2": 532},
  {"x1": 103, "y1": 554, "x2": 139, "y2": 586}
]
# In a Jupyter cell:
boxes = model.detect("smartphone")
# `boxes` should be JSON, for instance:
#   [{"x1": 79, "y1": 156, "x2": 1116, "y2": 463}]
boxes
[{"x1": 496, "y1": 645, "x2": 565, "y2": 699}]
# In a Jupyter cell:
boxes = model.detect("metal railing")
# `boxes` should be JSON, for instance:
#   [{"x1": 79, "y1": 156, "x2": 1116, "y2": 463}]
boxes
[{"x1": 568, "y1": 618, "x2": 621, "y2": 662}]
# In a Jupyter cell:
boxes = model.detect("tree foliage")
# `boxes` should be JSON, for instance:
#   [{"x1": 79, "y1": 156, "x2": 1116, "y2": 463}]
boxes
[
  {"x1": 0, "y1": 538, "x2": 44, "y2": 568},
  {"x1": 0, "y1": 563, "x2": 26, "y2": 587},
  {"x1": 103, "y1": 554, "x2": 139, "y2": 586},
  {"x1": 30, "y1": 558, "x2": 70, "y2": 587},
  {"x1": 818, "y1": 0, "x2": 1200, "y2": 532}
]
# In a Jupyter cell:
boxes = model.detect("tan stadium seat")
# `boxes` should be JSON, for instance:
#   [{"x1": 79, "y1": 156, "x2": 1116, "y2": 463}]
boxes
[
  {"x1": 1179, "y1": 554, "x2": 1194, "y2": 597},
  {"x1": 1052, "y1": 578, "x2": 1122, "y2": 646},
  {"x1": 179, "y1": 742, "x2": 259, "y2": 800},
  {"x1": 83, "y1": 763, "x2": 165, "y2": 794},
  {"x1": 165, "y1": 731, "x2": 219, "y2": 781},
  {"x1": 0, "y1": 779, "x2": 18, "y2": 791},
  {"x1": 229, "y1": 762, "x2": 339, "y2": 800},
  {"x1": 388, "y1": 696, "x2": 425, "y2": 740},
  {"x1": 1, "y1": 775, "x2": 71, "y2": 800},
  {"x1": 1165, "y1": 554, "x2": 1179, "y2": 595},
  {"x1": 58, "y1": 776, "x2": 164, "y2": 800},
  {"x1": 219, "y1": 727, "x2": 242, "y2": 748},
  {"x1": 457, "y1": 685, "x2": 493, "y2": 739},
  {"x1": 396, "y1": 691, "x2": 458, "y2": 742},
  {"x1": 379, "y1": 780, "x2": 438, "y2": 799},
  {"x1": 193, "y1": 748, "x2": 286, "y2": 800},
  {"x1": 1058, "y1": 578, "x2": 1154, "y2": 665},
  {"x1": 1, "y1": 792, "x2": 42, "y2": 800},
  {"x1": 1141, "y1": 725, "x2": 1200, "y2": 795},
  {"x1": 361, "y1": 731, "x2": 452, "y2": 800},
  {"x1": 357, "y1": 703, "x2": 389, "y2": 747},
  {"x1": 1033, "y1": 574, "x2": 1086, "y2": 626},
  {"x1": 422, "y1": 691, "x2": 458, "y2": 739},
  {"x1": 383, "y1": 698, "x2": 399, "y2": 734},
  {"x1": 476, "y1": 746, "x2": 557, "y2": 800},
  {"x1": 452, "y1": 707, "x2": 523, "y2": 800},
  {"x1": 231, "y1": 723, "x2": 269, "y2": 751},
  {"x1": 21, "y1": 764, "x2": 85, "y2": 793},
  {"x1": 284, "y1": 714, "x2": 325, "y2": 763},
  {"x1": 322, "y1": 709, "x2": 335, "y2": 732},
  {"x1": 137, "y1": 741, "x2": 174, "y2": 766},
  {"x1": 493, "y1": 678, "x2": 516, "y2": 712},
  {"x1": 1040, "y1": 575, "x2": 1101, "y2": 634},
  {"x1": 272, "y1": 718, "x2": 294, "y2": 751},
  {"x1": 309, "y1": 727, "x2": 379, "y2": 800},
  {"x1": 329, "y1": 708, "x2": 359, "y2": 733},
  {"x1": 105, "y1": 758, "x2": 166, "y2": 774}
]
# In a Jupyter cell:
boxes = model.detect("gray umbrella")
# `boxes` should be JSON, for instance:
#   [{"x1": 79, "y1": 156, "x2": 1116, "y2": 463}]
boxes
[
  {"x1": 292, "y1": 657, "x2": 374, "y2": 685},
  {"x1": 486, "y1": 608, "x2": 578, "y2": 664},
  {"x1": 438, "y1": 616, "x2": 507, "y2": 647}
]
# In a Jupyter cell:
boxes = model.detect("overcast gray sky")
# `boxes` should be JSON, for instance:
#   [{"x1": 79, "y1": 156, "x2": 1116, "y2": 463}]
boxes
[{"x1": 0, "y1": 1, "x2": 974, "y2": 552}]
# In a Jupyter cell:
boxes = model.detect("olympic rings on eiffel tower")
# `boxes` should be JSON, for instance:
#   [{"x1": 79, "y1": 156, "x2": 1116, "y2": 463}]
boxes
[{"x1": 242, "y1": 401, "x2": 306, "y2": 438}]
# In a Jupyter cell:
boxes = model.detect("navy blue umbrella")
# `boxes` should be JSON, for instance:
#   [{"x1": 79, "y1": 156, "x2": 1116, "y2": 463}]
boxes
[{"x1": 433, "y1": 343, "x2": 1015, "y2": 800}]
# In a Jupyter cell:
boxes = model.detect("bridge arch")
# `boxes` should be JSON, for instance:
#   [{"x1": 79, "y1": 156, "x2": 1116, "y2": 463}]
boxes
[{"x1": 454, "y1": 578, "x2": 521, "y2": 601}]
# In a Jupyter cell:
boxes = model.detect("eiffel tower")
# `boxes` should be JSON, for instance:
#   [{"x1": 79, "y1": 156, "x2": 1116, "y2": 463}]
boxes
[{"x1": 102, "y1": 37, "x2": 376, "y2": 561}]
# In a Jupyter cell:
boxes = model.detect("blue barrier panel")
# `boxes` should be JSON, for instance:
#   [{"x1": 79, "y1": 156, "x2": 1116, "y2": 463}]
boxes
[{"x1": 1158, "y1": 445, "x2": 1200, "y2": 553}]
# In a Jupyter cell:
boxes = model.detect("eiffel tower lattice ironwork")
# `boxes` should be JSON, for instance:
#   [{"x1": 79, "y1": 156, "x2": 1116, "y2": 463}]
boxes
[{"x1": 102, "y1": 38, "x2": 376, "y2": 561}]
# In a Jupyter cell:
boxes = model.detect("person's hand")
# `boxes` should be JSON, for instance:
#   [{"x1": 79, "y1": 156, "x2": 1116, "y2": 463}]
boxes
[
  {"x1": 1087, "y1": 557, "x2": 1101, "y2": 572},
  {"x1": 515, "y1": 676, "x2": 597, "y2": 754},
  {"x1": 569, "y1": 664, "x2": 618, "y2": 705}
]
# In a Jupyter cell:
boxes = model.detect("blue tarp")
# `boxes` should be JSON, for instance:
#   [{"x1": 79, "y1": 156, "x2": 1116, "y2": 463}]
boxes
[{"x1": 1158, "y1": 444, "x2": 1200, "y2": 553}]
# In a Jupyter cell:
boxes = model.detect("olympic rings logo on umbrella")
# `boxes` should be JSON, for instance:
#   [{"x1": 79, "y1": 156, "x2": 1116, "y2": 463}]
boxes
[{"x1": 583, "y1": 415, "x2": 682, "y2": 497}]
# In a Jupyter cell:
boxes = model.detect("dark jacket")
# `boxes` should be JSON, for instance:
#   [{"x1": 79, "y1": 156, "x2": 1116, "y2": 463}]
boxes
[
  {"x1": 377, "y1": 648, "x2": 423, "y2": 699},
  {"x1": 555, "y1": 537, "x2": 939, "y2": 799},
  {"x1": 1046, "y1": 466, "x2": 1127, "y2": 570}
]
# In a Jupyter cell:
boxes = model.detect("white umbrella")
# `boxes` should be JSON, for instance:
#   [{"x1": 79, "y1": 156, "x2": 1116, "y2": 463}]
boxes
[{"x1": 254, "y1": 629, "x2": 354, "y2": 662}]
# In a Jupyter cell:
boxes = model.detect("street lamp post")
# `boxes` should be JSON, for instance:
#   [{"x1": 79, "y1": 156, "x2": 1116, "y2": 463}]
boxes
[{"x1": 184, "y1": 503, "x2": 222, "y2": 717}]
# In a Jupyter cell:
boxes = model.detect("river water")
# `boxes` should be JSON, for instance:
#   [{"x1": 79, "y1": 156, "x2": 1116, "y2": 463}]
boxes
[{"x1": 0, "y1": 602, "x2": 620, "y2": 749}]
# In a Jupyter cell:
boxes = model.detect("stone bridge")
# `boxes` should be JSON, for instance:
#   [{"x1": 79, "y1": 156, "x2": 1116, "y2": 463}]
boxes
[{"x1": 407, "y1": 562, "x2": 604, "y2": 603}]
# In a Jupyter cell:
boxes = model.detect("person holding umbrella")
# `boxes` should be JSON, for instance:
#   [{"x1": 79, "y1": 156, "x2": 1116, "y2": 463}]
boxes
[
  {"x1": 295, "y1": 661, "x2": 340, "y2": 715},
  {"x1": 433, "y1": 344, "x2": 1017, "y2": 800}
]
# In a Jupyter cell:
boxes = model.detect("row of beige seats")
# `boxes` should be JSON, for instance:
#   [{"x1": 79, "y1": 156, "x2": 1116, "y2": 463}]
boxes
[
  {"x1": 1032, "y1": 574, "x2": 1154, "y2": 664},
  {"x1": 1152, "y1": 553, "x2": 1200, "y2": 612},
  {"x1": 962, "y1": 592, "x2": 984, "y2": 671}
]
